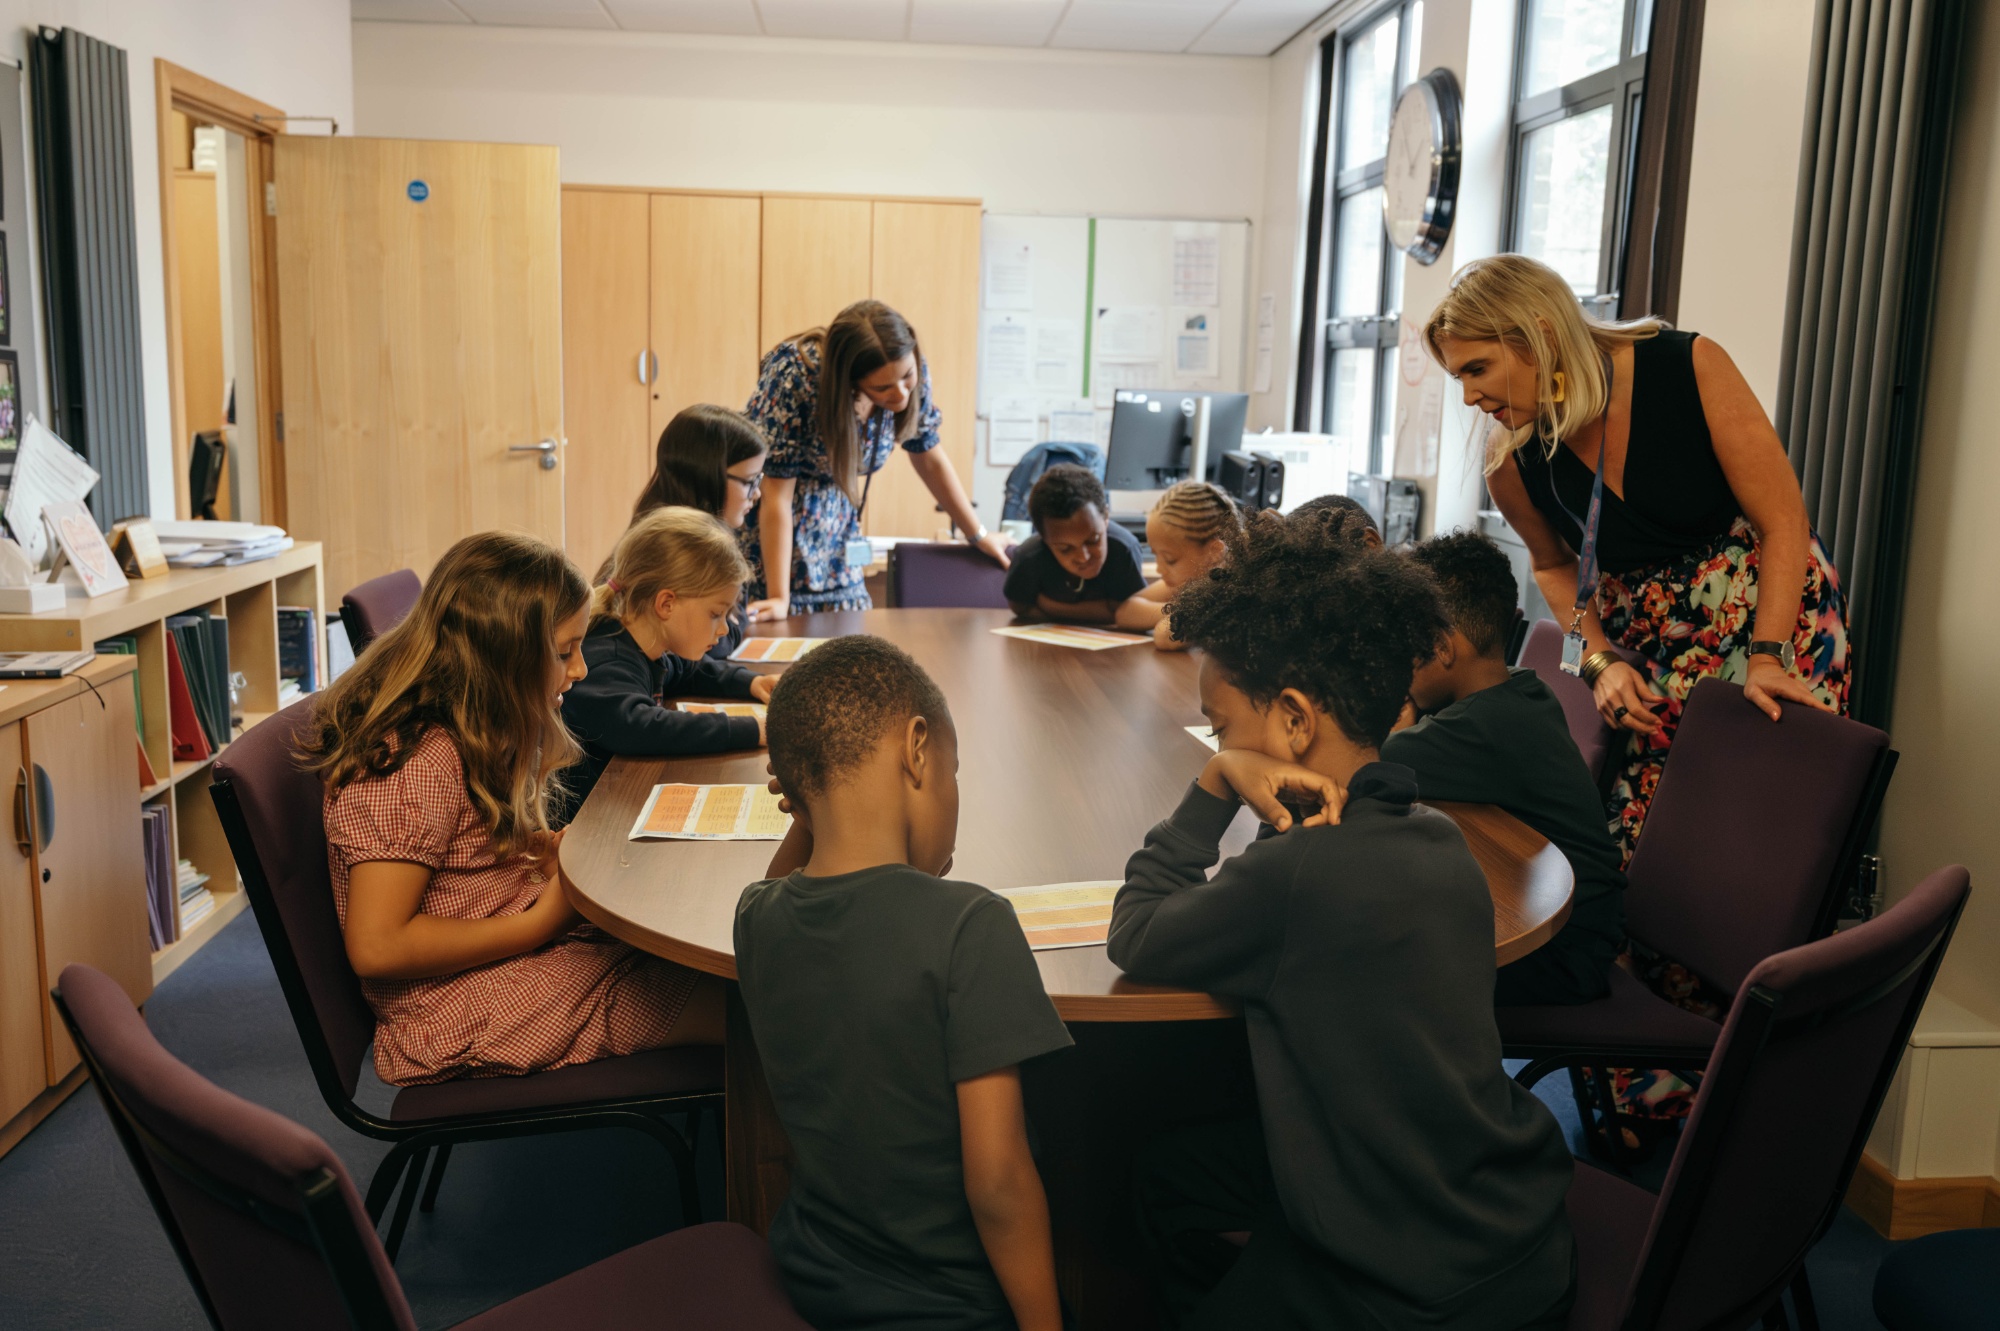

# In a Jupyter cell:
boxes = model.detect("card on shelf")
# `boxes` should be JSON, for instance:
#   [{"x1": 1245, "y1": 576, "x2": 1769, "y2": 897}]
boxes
[
  {"x1": 990, "y1": 625, "x2": 1149, "y2": 651},
  {"x1": 993, "y1": 880, "x2": 1121, "y2": 950},
  {"x1": 671, "y1": 700, "x2": 767, "y2": 719},
  {"x1": 44, "y1": 499, "x2": 128, "y2": 597},
  {"x1": 730, "y1": 637, "x2": 825, "y2": 663},
  {"x1": 628, "y1": 783, "x2": 791, "y2": 841}
]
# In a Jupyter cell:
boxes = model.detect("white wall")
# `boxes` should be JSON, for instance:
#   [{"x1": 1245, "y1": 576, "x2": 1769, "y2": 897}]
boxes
[{"x1": 0, "y1": 0, "x2": 352, "y2": 521}]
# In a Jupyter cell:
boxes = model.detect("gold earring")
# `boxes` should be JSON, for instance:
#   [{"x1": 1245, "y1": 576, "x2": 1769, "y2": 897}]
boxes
[{"x1": 1551, "y1": 371, "x2": 1566, "y2": 403}]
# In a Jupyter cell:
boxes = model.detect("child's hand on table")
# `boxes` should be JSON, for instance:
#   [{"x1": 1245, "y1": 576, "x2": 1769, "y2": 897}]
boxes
[
  {"x1": 750, "y1": 674, "x2": 777, "y2": 704},
  {"x1": 1198, "y1": 750, "x2": 1344, "y2": 831}
]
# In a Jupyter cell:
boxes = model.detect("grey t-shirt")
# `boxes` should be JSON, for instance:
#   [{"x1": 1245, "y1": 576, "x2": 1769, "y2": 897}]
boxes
[{"x1": 735, "y1": 865, "x2": 1075, "y2": 1331}]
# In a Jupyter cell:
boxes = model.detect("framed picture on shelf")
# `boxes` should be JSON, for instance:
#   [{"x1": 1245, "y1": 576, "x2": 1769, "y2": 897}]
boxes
[{"x1": 0, "y1": 350, "x2": 17, "y2": 451}]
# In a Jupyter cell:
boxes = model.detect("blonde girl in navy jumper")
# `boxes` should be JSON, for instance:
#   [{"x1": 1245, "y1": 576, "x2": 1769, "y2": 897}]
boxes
[
  {"x1": 556, "y1": 507, "x2": 774, "y2": 823},
  {"x1": 310, "y1": 532, "x2": 722, "y2": 1086}
]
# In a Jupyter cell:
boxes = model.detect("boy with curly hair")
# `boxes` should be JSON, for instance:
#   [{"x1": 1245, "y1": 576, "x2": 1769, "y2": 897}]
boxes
[
  {"x1": 1002, "y1": 463, "x2": 1151, "y2": 624},
  {"x1": 1108, "y1": 516, "x2": 1575, "y2": 1331},
  {"x1": 1385, "y1": 530, "x2": 1625, "y2": 1006}
]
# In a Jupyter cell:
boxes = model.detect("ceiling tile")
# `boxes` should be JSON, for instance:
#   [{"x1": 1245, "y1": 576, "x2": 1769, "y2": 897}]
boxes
[
  {"x1": 452, "y1": 0, "x2": 617, "y2": 27},
  {"x1": 1050, "y1": 0, "x2": 1229, "y2": 53},
  {"x1": 353, "y1": 0, "x2": 474, "y2": 21},
  {"x1": 603, "y1": 0, "x2": 762, "y2": 33},
  {"x1": 908, "y1": 0, "x2": 1066, "y2": 48},
  {"x1": 1188, "y1": 0, "x2": 1330, "y2": 55},
  {"x1": 756, "y1": 0, "x2": 911, "y2": 42}
]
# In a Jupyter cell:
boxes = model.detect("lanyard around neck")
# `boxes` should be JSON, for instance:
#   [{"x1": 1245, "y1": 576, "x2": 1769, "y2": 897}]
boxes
[{"x1": 1557, "y1": 353, "x2": 1614, "y2": 656}]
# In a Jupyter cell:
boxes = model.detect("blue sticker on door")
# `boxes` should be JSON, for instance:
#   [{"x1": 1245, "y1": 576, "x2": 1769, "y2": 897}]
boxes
[{"x1": 407, "y1": 179, "x2": 429, "y2": 203}]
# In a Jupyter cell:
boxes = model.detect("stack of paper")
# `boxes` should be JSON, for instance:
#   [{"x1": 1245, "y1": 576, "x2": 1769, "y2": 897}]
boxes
[
  {"x1": 151, "y1": 520, "x2": 293, "y2": 567},
  {"x1": 177, "y1": 858, "x2": 214, "y2": 931}
]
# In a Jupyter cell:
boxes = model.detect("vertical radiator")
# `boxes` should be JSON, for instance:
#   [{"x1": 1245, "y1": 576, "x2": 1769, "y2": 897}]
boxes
[{"x1": 31, "y1": 25, "x2": 149, "y2": 525}]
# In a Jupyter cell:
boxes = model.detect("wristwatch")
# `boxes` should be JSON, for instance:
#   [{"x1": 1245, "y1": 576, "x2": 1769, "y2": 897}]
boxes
[
  {"x1": 969, "y1": 524, "x2": 989, "y2": 544},
  {"x1": 1748, "y1": 639, "x2": 1796, "y2": 670}
]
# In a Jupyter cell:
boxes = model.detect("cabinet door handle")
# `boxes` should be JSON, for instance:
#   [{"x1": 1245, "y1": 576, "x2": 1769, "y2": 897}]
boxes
[
  {"x1": 31, "y1": 763, "x2": 52, "y2": 853},
  {"x1": 11, "y1": 765, "x2": 26, "y2": 857},
  {"x1": 636, "y1": 350, "x2": 658, "y2": 385}
]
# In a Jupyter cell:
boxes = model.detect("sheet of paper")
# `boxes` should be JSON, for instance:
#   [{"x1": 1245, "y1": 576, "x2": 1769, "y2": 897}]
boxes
[
  {"x1": 1032, "y1": 318, "x2": 1084, "y2": 395},
  {"x1": 987, "y1": 396, "x2": 1041, "y2": 467},
  {"x1": 1186, "y1": 725, "x2": 1219, "y2": 752},
  {"x1": 1093, "y1": 359, "x2": 1163, "y2": 409},
  {"x1": 6, "y1": 417, "x2": 99, "y2": 566},
  {"x1": 1172, "y1": 235, "x2": 1222, "y2": 307},
  {"x1": 1171, "y1": 306, "x2": 1220, "y2": 377},
  {"x1": 985, "y1": 242, "x2": 1033, "y2": 310},
  {"x1": 671, "y1": 701, "x2": 766, "y2": 719},
  {"x1": 982, "y1": 313, "x2": 1033, "y2": 401},
  {"x1": 990, "y1": 625, "x2": 1150, "y2": 651},
  {"x1": 1258, "y1": 292, "x2": 1277, "y2": 330},
  {"x1": 730, "y1": 637, "x2": 826, "y2": 663},
  {"x1": 1095, "y1": 305, "x2": 1163, "y2": 361},
  {"x1": 994, "y1": 880, "x2": 1121, "y2": 950},
  {"x1": 628, "y1": 784, "x2": 791, "y2": 842},
  {"x1": 1047, "y1": 400, "x2": 1096, "y2": 445},
  {"x1": 1253, "y1": 345, "x2": 1274, "y2": 394}
]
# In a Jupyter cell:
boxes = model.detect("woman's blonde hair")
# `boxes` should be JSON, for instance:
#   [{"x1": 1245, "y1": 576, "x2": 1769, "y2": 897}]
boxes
[
  {"x1": 592, "y1": 505, "x2": 749, "y2": 631},
  {"x1": 1151, "y1": 481, "x2": 1244, "y2": 545},
  {"x1": 301, "y1": 533, "x2": 588, "y2": 858},
  {"x1": 1423, "y1": 254, "x2": 1666, "y2": 472}
]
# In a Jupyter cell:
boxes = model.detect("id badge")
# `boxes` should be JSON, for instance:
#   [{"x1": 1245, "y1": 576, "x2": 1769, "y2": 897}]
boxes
[
  {"x1": 1559, "y1": 631, "x2": 1586, "y2": 677},
  {"x1": 844, "y1": 537, "x2": 874, "y2": 570}
]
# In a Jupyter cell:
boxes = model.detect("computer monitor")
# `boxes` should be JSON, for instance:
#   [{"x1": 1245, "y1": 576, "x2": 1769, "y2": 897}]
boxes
[{"x1": 1103, "y1": 390, "x2": 1250, "y2": 491}]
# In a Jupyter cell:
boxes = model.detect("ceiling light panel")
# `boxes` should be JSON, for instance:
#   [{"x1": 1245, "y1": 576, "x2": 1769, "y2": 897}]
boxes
[
  {"x1": 909, "y1": 0, "x2": 1067, "y2": 48},
  {"x1": 353, "y1": 0, "x2": 474, "y2": 21},
  {"x1": 1051, "y1": 0, "x2": 1232, "y2": 53},
  {"x1": 1188, "y1": 0, "x2": 1330, "y2": 55},
  {"x1": 756, "y1": 0, "x2": 913, "y2": 42},
  {"x1": 453, "y1": 0, "x2": 618, "y2": 27},
  {"x1": 603, "y1": 0, "x2": 763, "y2": 33}
]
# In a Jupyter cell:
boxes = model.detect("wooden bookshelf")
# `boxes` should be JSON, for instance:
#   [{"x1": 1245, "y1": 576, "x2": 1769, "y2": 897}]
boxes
[{"x1": 0, "y1": 543, "x2": 325, "y2": 984}]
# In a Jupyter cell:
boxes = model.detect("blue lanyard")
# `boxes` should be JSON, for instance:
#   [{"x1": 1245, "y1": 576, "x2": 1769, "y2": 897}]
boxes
[{"x1": 1557, "y1": 355, "x2": 1612, "y2": 671}]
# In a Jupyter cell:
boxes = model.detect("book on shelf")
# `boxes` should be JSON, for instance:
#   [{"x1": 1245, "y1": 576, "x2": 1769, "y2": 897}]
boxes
[
  {"x1": 166, "y1": 613, "x2": 233, "y2": 752},
  {"x1": 277, "y1": 604, "x2": 320, "y2": 695},
  {"x1": 0, "y1": 651, "x2": 94, "y2": 678},
  {"x1": 177, "y1": 857, "x2": 215, "y2": 931},
  {"x1": 93, "y1": 635, "x2": 145, "y2": 739},
  {"x1": 142, "y1": 806, "x2": 175, "y2": 950},
  {"x1": 163, "y1": 634, "x2": 212, "y2": 764}
]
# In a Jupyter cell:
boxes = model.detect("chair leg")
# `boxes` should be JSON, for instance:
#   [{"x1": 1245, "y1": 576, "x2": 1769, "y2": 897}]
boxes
[
  {"x1": 1790, "y1": 1268, "x2": 1821, "y2": 1331},
  {"x1": 622, "y1": 1112, "x2": 703, "y2": 1228},
  {"x1": 383, "y1": 1145, "x2": 431, "y2": 1262},
  {"x1": 364, "y1": 1141, "x2": 419, "y2": 1224},
  {"x1": 419, "y1": 1142, "x2": 453, "y2": 1214},
  {"x1": 1583, "y1": 1067, "x2": 1637, "y2": 1175},
  {"x1": 1762, "y1": 1301, "x2": 1792, "y2": 1331}
]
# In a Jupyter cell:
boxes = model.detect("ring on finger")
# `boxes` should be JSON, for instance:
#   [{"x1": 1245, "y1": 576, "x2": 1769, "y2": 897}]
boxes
[{"x1": 1613, "y1": 705, "x2": 1630, "y2": 721}]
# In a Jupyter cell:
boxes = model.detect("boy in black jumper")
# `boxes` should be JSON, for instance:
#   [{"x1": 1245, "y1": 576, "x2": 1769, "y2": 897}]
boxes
[
  {"x1": 1109, "y1": 518, "x2": 1575, "y2": 1331},
  {"x1": 1003, "y1": 464, "x2": 1150, "y2": 625},
  {"x1": 1384, "y1": 531, "x2": 1625, "y2": 1005},
  {"x1": 737, "y1": 636, "x2": 1071, "y2": 1331}
]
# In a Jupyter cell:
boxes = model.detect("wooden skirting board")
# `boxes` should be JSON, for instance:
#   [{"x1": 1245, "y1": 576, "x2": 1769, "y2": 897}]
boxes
[{"x1": 1847, "y1": 1150, "x2": 2000, "y2": 1239}]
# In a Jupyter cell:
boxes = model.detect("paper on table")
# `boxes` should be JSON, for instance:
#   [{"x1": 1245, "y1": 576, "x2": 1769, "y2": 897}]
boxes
[
  {"x1": 994, "y1": 880, "x2": 1121, "y2": 950},
  {"x1": 1047, "y1": 400, "x2": 1096, "y2": 445},
  {"x1": 629, "y1": 783, "x2": 791, "y2": 841},
  {"x1": 1171, "y1": 306, "x2": 1220, "y2": 377},
  {"x1": 672, "y1": 701, "x2": 767, "y2": 719},
  {"x1": 730, "y1": 637, "x2": 825, "y2": 663},
  {"x1": 1095, "y1": 306, "x2": 1163, "y2": 361},
  {"x1": 985, "y1": 241, "x2": 1033, "y2": 310},
  {"x1": 982, "y1": 313, "x2": 1033, "y2": 401},
  {"x1": 988, "y1": 397, "x2": 1040, "y2": 467},
  {"x1": 991, "y1": 625, "x2": 1149, "y2": 651},
  {"x1": 6, "y1": 418, "x2": 99, "y2": 566},
  {"x1": 1172, "y1": 235, "x2": 1222, "y2": 307},
  {"x1": 1186, "y1": 725, "x2": 1219, "y2": 752},
  {"x1": 1032, "y1": 319, "x2": 1083, "y2": 395}
]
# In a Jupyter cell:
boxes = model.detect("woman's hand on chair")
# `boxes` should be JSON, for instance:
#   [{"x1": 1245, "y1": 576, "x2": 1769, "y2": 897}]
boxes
[
  {"x1": 1743, "y1": 654, "x2": 1834, "y2": 722},
  {"x1": 1592, "y1": 661, "x2": 1667, "y2": 735},
  {"x1": 972, "y1": 530, "x2": 1012, "y2": 570}
]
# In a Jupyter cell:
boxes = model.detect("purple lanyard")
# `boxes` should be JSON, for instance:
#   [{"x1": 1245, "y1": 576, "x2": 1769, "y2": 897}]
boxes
[{"x1": 1558, "y1": 356, "x2": 1612, "y2": 675}]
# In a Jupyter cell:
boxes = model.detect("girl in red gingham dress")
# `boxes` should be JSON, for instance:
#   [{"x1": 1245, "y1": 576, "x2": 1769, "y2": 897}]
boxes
[{"x1": 305, "y1": 532, "x2": 722, "y2": 1086}]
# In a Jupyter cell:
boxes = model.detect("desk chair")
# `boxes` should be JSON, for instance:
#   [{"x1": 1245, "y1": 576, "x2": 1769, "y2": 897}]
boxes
[
  {"x1": 210, "y1": 702, "x2": 723, "y2": 1261},
  {"x1": 885, "y1": 542, "x2": 1013, "y2": 609},
  {"x1": 340, "y1": 569, "x2": 423, "y2": 656},
  {"x1": 1873, "y1": 1227, "x2": 2000, "y2": 1330},
  {"x1": 52, "y1": 963, "x2": 807, "y2": 1331},
  {"x1": 1500, "y1": 680, "x2": 1895, "y2": 1157},
  {"x1": 1564, "y1": 863, "x2": 1967, "y2": 1330},
  {"x1": 1517, "y1": 618, "x2": 1624, "y2": 786}
]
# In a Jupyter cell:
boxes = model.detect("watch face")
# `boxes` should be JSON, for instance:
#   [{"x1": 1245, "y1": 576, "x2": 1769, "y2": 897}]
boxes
[{"x1": 1381, "y1": 71, "x2": 1462, "y2": 265}]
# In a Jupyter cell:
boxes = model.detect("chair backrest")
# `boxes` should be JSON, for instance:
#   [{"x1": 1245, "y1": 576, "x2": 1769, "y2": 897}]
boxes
[
  {"x1": 55, "y1": 963, "x2": 417, "y2": 1331},
  {"x1": 211, "y1": 701, "x2": 378, "y2": 1106},
  {"x1": 1626, "y1": 678, "x2": 1895, "y2": 996},
  {"x1": 339, "y1": 569, "x2": 422, "y2": 656},
  {"x1": 1518, "y1": 617, "x2": 1617, "y2": 782},
  {"x1": 1002, "y1": 441, "x2": 1104, "y2": 522},
  {"x1": 1616, "y1": 864, "x2": 1969, "y2": 1331},
  {"x1": 886, "y1": 542, "x2": 1013, "y2": 610}
]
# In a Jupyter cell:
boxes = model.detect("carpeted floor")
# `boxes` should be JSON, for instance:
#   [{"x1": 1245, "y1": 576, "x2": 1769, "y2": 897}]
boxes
[{"x1": 0, "y1": 912, "x2": 1896, "y2": 1328}]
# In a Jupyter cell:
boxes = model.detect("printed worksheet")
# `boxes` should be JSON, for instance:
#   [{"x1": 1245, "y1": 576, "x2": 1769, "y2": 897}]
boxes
[
  {"x1": 990, "y1": 625, "x2": 1150, "y2": 651},
  {"x1": 994, "y1": 881, "x2": 1121, "y2": 950},
  {"x1": 729, "y1": 637, "x2": 825, "y2": 663},
  {"x1": 1186, "y1": 725, "x2": 1219, "y2": 751},
  {"x1": 628, "y1": 784, "x2": 790, "y2": 841},
  {"x1": 671, "y1": 701, "x2": 767, "y2": 720}
]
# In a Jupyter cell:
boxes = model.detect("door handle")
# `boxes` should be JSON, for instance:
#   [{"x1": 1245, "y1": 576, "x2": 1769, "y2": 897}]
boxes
[
  {"x1": 31, "y1": 763, "x2": 52, "y2": 853},
  {"x1": 509, "y1": 439, "x2": 560, "y2": 471},
  {"x1": 11, "y1": 766, "x2": 27, "y2": 857}
]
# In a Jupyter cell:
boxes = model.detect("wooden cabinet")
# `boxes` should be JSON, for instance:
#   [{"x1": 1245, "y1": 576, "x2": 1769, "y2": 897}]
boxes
[
  {"x1": 0, "y1": 728, "x2": 40, "y2": 1126},
  {"x1": 649, "y1": 193, "x2": 764, "y2": 447},
  {"x1": 761, "y1": 196, "x2": 873, "y2": 351},
  {"x1": 562, "y1": 189, "x2": 653, "y2": 581}
]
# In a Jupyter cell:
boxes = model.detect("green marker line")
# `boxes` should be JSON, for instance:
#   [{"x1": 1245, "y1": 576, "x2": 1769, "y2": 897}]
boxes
[{"x1": 1081, "y1": 217, "x2": 1097, "y2": 400}]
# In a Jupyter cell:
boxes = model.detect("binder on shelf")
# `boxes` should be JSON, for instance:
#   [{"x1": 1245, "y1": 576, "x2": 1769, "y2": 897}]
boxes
[
  {"x1": 205, "y1": 613, "x2": 234, "y2": 738},
  {"x1": 142, "y1": 805, "x2": 175, "y2": 950},
  {"x1": 277, "y1": 605, "x2": 319, "y2": 694},
  {"x1": 164, "y1": 634, "x2": 213, "y2": 763},
  {"x1": 94, "y1": 635, "x2": 145, "y2": 740}
]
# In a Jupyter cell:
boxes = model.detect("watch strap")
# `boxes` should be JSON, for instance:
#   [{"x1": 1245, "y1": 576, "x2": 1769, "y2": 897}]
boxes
[{"x1": 1748, "y1": 639, "x2": 1794, "y2": 665}]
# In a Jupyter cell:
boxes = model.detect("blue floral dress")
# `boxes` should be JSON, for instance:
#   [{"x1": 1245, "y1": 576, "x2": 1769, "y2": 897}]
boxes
[{"x1": 742, "y1": 338, "x2": 941, "y2": 614}]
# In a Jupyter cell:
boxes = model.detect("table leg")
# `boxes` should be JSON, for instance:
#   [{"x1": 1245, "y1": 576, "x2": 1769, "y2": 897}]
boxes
[{"x1": 724, "y1": 981, "x2": 793, "y2": 1233}]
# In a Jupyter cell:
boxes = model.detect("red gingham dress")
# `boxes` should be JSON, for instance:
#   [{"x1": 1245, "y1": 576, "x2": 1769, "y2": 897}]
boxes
[{"x1": 324, "y1": 728, "x2": 700, "y2": 1086}]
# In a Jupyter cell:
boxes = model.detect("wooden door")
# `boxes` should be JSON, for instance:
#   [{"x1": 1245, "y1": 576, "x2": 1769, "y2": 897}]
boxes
[
  {"x1": 867, "y1": 201, "x2": 982, "y2": 538},
  {"x1": 174, "y1": 170, "x2": 230, "y2": 517},
  {"x1": 760, "y1": 196, "x2": 872, "y2": 351},
  {"x1": 27, "y1": 690, "x2": 150, "y2": 1083},
  {"x1": 0, "y1": 726, "x2": 42, "y2": 1121},
  {"x1": 562, "y1": 189, "x2": 652, "y2": 580},
  {"x1": 275, "y1": 138, "x2": 565, "y2": 597},
  {"x1": 649, "y1": 193, "x2": 762, "y2": 444}
]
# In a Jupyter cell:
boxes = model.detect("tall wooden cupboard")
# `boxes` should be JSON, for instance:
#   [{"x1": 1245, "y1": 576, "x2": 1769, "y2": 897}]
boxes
[{"x1": 561, "y1": 189, "x2": 983, "y2": 578}]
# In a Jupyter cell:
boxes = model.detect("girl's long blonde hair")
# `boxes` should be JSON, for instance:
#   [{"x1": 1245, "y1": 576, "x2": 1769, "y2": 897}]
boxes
[
  {"x1": 301, "y1": 532, "x2": 588, "y2": 858},
  {"x1": 1422, "y1": 254, "x2": 1666, "y2": 472},
  {"x1": 591, "y1": 506, "x2": 749, "y2": 632}
]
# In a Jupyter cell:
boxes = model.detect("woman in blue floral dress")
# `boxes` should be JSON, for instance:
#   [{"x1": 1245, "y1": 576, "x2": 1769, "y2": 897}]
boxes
[{"x1": 741, "y1": 301, "x2": 1009, "y2": 618}]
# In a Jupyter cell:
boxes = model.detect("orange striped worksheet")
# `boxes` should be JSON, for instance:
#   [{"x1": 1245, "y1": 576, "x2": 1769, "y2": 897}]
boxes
[
  {"x1": 729, "y1": 637, "x2": 825, "y2": 663},
  {"x1": 990, "y1": 625, "x2": 1149, "y2": 651},
  {"x1": 628, "y1": 784, "x2": 791, "y2": 841},
  {"x1": 671, "y1": 701, "x2": 768, "y2": 719},
  {"x1": 993, "y1": 881, "x2": 1122, "y2": 950}
]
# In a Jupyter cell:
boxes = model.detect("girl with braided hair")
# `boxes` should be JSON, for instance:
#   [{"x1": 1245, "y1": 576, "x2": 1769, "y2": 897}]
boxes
[{"x1": 1123, "y1": 480, "x2": 1245, "y2": 649}]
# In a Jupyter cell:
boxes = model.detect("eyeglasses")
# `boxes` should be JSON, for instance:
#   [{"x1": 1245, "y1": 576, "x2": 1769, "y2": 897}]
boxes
[{"x1": 727, "y1": 471, "x2": 764, "y2": 490}]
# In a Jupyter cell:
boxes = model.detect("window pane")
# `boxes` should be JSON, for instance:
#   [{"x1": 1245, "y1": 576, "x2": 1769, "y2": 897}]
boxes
[
  {"x1": 1376, "y1": 350, "x2": 1400, "y2": 476},
  {"x1": 1333, "y1": 187, "x2": 1386, "y2": 316},
  {"x1": 1521, "y1": 0, "x2": 1622, "y2": 98},
  {"x1": 1384, "y1": 235, "x2": 1405, "y2": 318},
  {"x1": 1402, "y1": 0, "x2": 1425, "y2": 89},
  {"x1": 1341, "y1": 15, "x2": 1400, "y2": 169},
  {"x1": 1632, "y1": 0, "x2": 1655, "y2": 55},
  {"x1": 1327, "y1": 349, "x2": 1377, "y2": 464},
  {"x1": 1515, "y1": 105, "x2": 1613, "y2": 295}
]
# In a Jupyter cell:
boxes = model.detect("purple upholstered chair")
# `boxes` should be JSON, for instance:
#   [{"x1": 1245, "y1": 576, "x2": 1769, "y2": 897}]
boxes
[
  {"x1": 1518, "y1": 617, "x2": 1621, "y2": 785},
  {"x1": 209, "y1": 701, "x2": 722, "y2": 1260},
  {"x1": 53, "y1": 963, "x2": 807, "y2": 1331},
  {"x1": 1502, "y1": 679, "x2": 1897, "y2": 1094},
  {"x1": 340, "y1": 568, "x2": 423, "y2": 656},
  {"x1": 885, "y1": 542, "x2": 1013, "y2": 610},
  {"x1": 1564, "y1": 863, "x2": 1968, "y2": 1330}
]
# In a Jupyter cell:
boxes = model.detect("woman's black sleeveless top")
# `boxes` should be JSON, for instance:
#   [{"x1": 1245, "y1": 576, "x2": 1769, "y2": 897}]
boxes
[{"x1": 1513, "y1": 330, "x2": 1743, "y2": 576}]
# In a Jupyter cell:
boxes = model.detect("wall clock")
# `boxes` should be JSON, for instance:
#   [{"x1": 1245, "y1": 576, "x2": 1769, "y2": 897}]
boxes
[{"x1": 1383, "y1": 69, "x2": 1463, "y2": 265}]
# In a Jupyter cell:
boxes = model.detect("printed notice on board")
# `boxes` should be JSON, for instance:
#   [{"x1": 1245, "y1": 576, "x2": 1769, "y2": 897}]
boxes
[
  {"x1": 1095, "y1": 306, "x2": 1163, "y2": 361},
  {"x1": 988, "y1": 397, "x2": 1040, "y2": 467},
  {"x1": 1172, "y1": 306, "x2": 1220, "y2": 377},
  {"x1": 1172, "y1": 235, "x2": 1222, "y2": 307},
  {"x1": 1032, "y1": 319, "x2": 1084, "y2": 395},
  {"x1": 986, "y1": 242, "x2": 1033, "y2": 310},
  {"x1": 982, "y1": 313, "x2": 1033, "y2": 399}
]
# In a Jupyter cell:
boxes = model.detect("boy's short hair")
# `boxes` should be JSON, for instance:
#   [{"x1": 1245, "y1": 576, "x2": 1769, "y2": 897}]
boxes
[
  {"x1": 1027, "y1": 464, "x2": 1107, "y2": 532},
  {"x1": 1287, "y1": 494, "x2": 1381, "y2": 550},
  {"x1": 1406, "y1": 531, "x2": 1521, "y2": 659},
  {"x1": 766, "y1": 635, "x2": 951, "y2": 808},
  {"x1": 1170, "y1": 512, "x2": 1447, "y2": 747}
]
